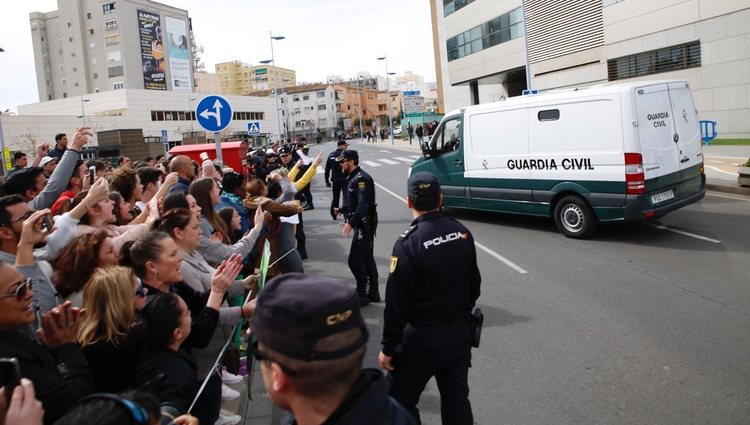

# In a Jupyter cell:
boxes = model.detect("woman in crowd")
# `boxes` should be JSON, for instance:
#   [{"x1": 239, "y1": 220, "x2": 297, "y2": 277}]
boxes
[
  {"x1": 163, "y1": 191, "x2": 266, "y2": 267},
  {"x1": 108, "y1": 191, "x2": 133, "y2": 225},
  {"x1": 189, "y1": 177, "x2": 230, "y2": 244},
  {"x1": 244, "y1": 178, "x2": 303, "y2": 276},
  {"x1": 51, "y1": 229, "x2": 118, "y2": 306},
  {"x1": 158, "y1": 208, "x2": 258, "y2": 425},
  {"x1": 127, "y1": 292, "x2": 197, "y2": 414},
  {"x1": 78, "y1": 266, "x2": 145, "y2": 393},
  {"x1": 0, "y1": 258, "x2": 94, "y2": 424},
  {"x1": 71, "y1": 190, "x2": 152, "y2": 253},
  {"x1": 218, "y1": 207, "x2": 241, "y2": 244}
]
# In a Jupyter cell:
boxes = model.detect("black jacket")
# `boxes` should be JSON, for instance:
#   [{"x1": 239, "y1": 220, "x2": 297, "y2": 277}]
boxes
[
  {"x1": 381, "y1": 211, "x2": 481, "y2": 356},
  {"x1": 290, "y1": 369, "x2": 415, "y2": 425},
  {"x1": 127, "y1": 347, "x2": 198, "y2": 413},
  {"x1": 324, "y1": 148, "x2": 345, "y2": 183},
  {"x1": 340, "y1": 166, "x2": 376, "y2": 232},
  {"x1": 0, "y1": 331, "x2": 94, "y2": 424}
]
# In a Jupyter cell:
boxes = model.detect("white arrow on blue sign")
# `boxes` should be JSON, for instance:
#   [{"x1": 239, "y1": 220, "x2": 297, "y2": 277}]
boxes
[
  {"x1": 196, "y1": 95, "x2": 233, "y2": 132},
  {"x1": 247, "y1": 121, "x2": 261, "y2": 135}
]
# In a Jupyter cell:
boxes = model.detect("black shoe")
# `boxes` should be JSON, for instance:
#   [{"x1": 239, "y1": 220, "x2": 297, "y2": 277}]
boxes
[
  {"x1": 367, "y1": 292, "x2": 381, "y2": 302},
  {"x1": 303, "y1": 204, "x2": 314, "y2": 211},
  {"x1": 358, "y1": 294, "x2": 370, "y2": 307}
]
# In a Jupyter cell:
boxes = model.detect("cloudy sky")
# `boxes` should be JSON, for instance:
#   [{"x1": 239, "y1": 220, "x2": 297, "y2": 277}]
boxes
[{"x1": 0, "y1": 0, "x2": 437, "y2": 112}]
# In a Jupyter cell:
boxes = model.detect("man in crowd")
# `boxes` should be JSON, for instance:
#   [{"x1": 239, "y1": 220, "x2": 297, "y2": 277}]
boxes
[
  {"x1": 334, "y1": 150, "x2": 380, "y2": 306},
  {"x1": 9, "y1": 152, "x2": 28, "y2": 176},
  {"x1": 117, "y1": 156, "x2": 132, "y2": 169},
  {"x1": 252, "y1": 273, "x2": 414, "y2": 425},
  {"x1": 379, "y1": 171, "x2": 481, "y2": 425},
  {"x1": 50, "y1": 160, "x2": 88, "y2": 215},
  {"x1": 325, "y1": 140, "x2": 348, "y2": 220},
  {"x1": 136, "y1": 166, "x2": 164, "y2": 213},
  {"x1": 169, "y1": 155, "x2": 196, "y2": 193},
  {"x1": 47, "y1": 133, "x2": 68, "y2": 160},
  {"x1": 219, "y1": 171, "x2": 250, "y2": 234},
  {"x1": 40, "y1": 156, "x2": 58, "y2": 178},
  {"x1": 109, "y1": 167, "x2": 143, "y2": 216}
]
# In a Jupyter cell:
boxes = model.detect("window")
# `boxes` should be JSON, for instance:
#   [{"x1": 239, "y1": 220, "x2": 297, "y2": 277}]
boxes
[
  {"x1": 61, "y1": 78, "x2": 66, "y2": 84},
  {"x1": 69, "y1": 37, "x2": 73, "y2": 42},
  {"x1": 89, "y1": 42, "x2": 95, "y2": 48},
  {"x1": 72, "y1": 67, "x2": 77, "y2": 72},
  {"x1": 293, "y1": 95, "x2": 300, "y2": 102},
  {"x1": 105, "y1": 35, "x2": 119, "y2": 46},
  {"x1": 103, "y1": 3, "x2": 116, "y2": 14},
  {"x1": 107, "y1": 50, "x2": 121, "y2": 62},
  {"x1": 107, "y1": 65, "x2": 123, "y2": 77},
  {"x1": 303, "y1": 94, "x2": 309, "y2": 101},
  {"x1": 41, "y1": 36, "x2": 45, "y2": 42},
  {"x1": 318, "y1": 105, "x2": 326, "y2": 110},
  {"x1": 87, "y1": 12, "x2": 92, "y2": 19},
  {"x1": 603, "y1": 0, "x2": 625, "y2": 5},
  {"x1": 74, "y1": 82, "x2": 79, "y2": 87},
  {"x1": 93, "y1": 72, "x2": 98, "y2": 79},
  {"x1": 446, "y1": 7, "x2": 523, "y2": 61},
  {"x1": 431, "y1": 117, "x2": 462, "y2": 155},
  {"x1": 607, "y1": 41, "x2": 701, "y2": 81},
  {"x1": 67, "y1": 22, "x2": 71, "y2": 28},
  {"x1": 105, "y1": 19, "x2": 117, "y2": 30},
  {"x1": 317, "y1": 91, "x2": 325, "y2": 98},
  {"x1": 113, "y1": 81, "x2": 124, "y2": 90},
  {"x1": 444, "y1": 0, "x2": 475, "y2": 17},
  {"x1": 71, "y1": 52, "x2": 76, "y2": 57},
  {"x1": 89, "y1": 29, "x2": 94, "y2": 35}
]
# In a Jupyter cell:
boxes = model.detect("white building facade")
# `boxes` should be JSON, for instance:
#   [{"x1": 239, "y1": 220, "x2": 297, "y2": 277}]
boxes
[{"x1": 432, "y1": 0, "x2": 750, "y2": 137}]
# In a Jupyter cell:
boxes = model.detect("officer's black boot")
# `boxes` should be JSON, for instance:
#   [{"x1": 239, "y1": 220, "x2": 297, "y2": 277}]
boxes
[
  {"x1": 356, "y1": 282, "x2": 370, "y2": 307},
  {"x1": 367, "y1": 277, "x2": 381, "y2": 302}
]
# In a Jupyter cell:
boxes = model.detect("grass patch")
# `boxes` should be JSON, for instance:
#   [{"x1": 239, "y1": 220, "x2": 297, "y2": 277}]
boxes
[{"x1": 707, "y1": 139, "x2": 750, "y2": 146}]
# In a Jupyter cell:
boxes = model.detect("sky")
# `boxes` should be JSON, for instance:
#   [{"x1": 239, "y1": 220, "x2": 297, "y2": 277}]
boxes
[{"x1": 0, "y1": 0, "x2": 437, "y2": 112}]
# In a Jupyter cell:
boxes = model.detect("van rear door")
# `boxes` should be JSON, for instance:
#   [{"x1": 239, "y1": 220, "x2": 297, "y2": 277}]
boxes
[{"x1": 667, "y1": 81, "x2": 704, "y2": 195}]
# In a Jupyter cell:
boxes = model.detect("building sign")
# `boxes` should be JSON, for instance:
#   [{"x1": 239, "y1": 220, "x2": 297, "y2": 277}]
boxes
[
  {"x1": 165, "y1": 16, "x2": 191, "y2": 92},
  {"x1": 138, "y1": 10, "x2": 166, "y2": 90},
  {"x1": 255, "y1": 68, "x2": 268, "y2": 75}
]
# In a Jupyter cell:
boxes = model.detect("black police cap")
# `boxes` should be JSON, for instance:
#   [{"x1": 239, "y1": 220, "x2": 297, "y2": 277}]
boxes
[
  {"x1": 408, "y1": 171, "x2": 441, "y2": 199},
  {"x1": 335, "y1": 150, "x2": 358, "y2": 162}
]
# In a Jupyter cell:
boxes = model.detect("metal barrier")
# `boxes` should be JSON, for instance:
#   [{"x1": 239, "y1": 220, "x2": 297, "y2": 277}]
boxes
[{"x1": 699, "y1": 120, "x2": 717, "y2": 146}]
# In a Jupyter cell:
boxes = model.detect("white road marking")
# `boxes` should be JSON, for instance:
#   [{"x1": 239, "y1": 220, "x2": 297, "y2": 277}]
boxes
[
  {"x1": 705, "y1": 165, "x2": 739, "y2": 176},
  {"x1": 379, "y1": 150, "x2": 392, "y2": 153},
  {"x1": 316, "y1": 167, "x2": 324, "y2": 174},
  {"x1": 409, "y1": 155, "x2": 421, "y2": 160},
  {"x1": 394, "y1": 157, "x2": 414, "y2": 163},
  {"x1": 374, "y1": 181, "x2": 529, "y2": 274},
  {"x1": 379, "y1": 159, "x2": 400, "y2": 165},
  {"x1": 649, "y1": 224, "x2": 722, "y2": 244},
  {"x1": 706, "y1": 192, "x2": 750, "y2": 202},
  {"x1": 362, "y1": 160, "x2": 381, "y2": 167}
]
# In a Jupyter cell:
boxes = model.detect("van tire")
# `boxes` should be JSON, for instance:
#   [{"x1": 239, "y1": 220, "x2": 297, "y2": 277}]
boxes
[{"x1": 553, "y1": 195, "x2": 599, "y2": 239}]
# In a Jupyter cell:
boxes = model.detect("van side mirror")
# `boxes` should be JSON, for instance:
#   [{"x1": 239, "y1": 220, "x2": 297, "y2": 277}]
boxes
[{"x1": 421, "y1": 140, "x2": 433, "y2": 159}]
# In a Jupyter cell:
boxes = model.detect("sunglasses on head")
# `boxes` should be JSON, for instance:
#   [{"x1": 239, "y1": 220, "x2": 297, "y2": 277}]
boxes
[
  {"x1": 251, "y1": 339, "x2": 298, "y2": 376},
  {"x1": 0, "y1": 277, "x2": 33, "y2": 301}
]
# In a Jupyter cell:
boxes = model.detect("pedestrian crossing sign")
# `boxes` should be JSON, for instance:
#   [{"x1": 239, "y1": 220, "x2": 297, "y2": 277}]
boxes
[{"x1": 247, "y1": 120, "x2": 261, "y2": 135}]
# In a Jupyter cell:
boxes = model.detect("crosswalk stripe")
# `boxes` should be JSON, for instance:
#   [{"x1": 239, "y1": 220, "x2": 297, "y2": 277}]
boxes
[
  {"x1": 394, "y1": 157, "x2": 414, "y2": 163},
  {"x1": 315, "y1": 167, "x2": 324, "y2": 174},
  {"x1": 379, "y1": 159, "x2": 400, "y2": 165},
  {"x1": 409, "y1": 155, "x2": 420, "y2": 160},
  {"x1": 362, "y1": 160, "x2": 381, "y2": 167}
]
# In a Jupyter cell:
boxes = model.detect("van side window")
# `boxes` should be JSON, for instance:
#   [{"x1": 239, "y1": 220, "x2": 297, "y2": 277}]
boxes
[
  {"x1": 432, "y1": 118, "x2": 462, "y2": 155},
  {"x1": 538, "y1": 109, "x2": 560, "y2": 121}
]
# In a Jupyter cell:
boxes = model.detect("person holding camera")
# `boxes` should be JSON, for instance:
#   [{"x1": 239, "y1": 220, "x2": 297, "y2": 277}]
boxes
[{"x1": 378, "y1": 172, "x2": 482, "y2": 425}]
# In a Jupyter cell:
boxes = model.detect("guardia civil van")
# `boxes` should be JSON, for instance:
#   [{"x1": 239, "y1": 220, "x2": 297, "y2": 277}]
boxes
[{"x1": 411, "y1": 80, "x2": 706, "y2": 238}]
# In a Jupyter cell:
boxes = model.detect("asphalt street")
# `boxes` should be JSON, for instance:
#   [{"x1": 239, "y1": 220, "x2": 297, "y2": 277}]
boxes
[{"x1": 267, "y1": 140, "x2": 750, "y2": 425}]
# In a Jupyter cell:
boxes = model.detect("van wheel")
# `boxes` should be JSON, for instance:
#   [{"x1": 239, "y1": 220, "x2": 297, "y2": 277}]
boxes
[{"x1": 553, "y1": 196, "x2": 599, "y2": 239}]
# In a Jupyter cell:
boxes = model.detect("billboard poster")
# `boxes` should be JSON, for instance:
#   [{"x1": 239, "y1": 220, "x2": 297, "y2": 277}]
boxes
[
  {"x1": 165, "y1": 16, "x2": 192, "y2": 92},
  {"x1": 137, "y1": 10, "x2": 166, "y2": 90}
]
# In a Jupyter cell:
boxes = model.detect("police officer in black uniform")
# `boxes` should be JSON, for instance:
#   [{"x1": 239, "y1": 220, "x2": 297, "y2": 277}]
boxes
[
  {"x1": 378, "y1": 171, "x2": 481, "y2": 425},
  {"x1": 325, "y1": 140, "x2": 349, "y2": 220},
  {"x1": 334, "y1": 150, "x2": 380, "y2": 306}
]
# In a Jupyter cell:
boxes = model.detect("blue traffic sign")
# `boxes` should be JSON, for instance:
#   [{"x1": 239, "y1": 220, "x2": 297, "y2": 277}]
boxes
[
  {"x1": 196, "y1": 95, "x2": 233, "y2": 132},
  {"x1": 161, "y1": 129, "x2": 168, "y2": 143},
  {"x1": 247, "y1": 121, "x2": 262, "y2": 135},
  {"x1": 403, "y1": 90, "x2": 421, "y2": 96}
]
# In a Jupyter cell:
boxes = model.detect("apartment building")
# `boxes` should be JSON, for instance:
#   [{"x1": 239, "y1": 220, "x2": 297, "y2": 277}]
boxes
[
  {"x1": 431, "y1": 0, "x2": 750, "y2": 137},
  {"x1": 216, "y1": 61, "x2": 297, "y2": 96},
  {"x1": 30, "y1": 0, "x2": 194, "y2": 101}
]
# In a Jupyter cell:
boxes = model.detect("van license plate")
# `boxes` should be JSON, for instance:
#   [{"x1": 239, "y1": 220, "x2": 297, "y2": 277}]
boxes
[{"x1": 651, "y1": 190, "x2": 675, "y2": 204}]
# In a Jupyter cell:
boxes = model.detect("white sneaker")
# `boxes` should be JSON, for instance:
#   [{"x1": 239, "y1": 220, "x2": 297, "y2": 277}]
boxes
[
  {"x1": 214, "y1": 412, "x2": 242, "y2": 425},
  {"x1": 221, "y1": 384, "x2": 240, "y2": 401},
  {"x1": 222, "y1": 369, "x2": 243, "y2": 384}
]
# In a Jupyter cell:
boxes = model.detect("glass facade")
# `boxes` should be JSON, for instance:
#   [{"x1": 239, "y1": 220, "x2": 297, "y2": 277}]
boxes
[
  {"x1": 447, "y1": 7, "x2": 523, "y2": 62},
  {"x1": 444, "y1": 0, "x2": 475, "y2": 17}
]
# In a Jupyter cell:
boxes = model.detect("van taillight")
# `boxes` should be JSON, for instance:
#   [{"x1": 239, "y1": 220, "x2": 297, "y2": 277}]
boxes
[{"x1": 625, "y1": 152, "x2": 645, "y2": 195}]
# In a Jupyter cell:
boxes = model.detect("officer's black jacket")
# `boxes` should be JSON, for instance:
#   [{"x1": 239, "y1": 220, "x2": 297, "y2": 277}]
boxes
[
  {"x1": 324, "y1": 148, "x2": 345, "y2": 183},
  {"x1": 340, "y1": 166, "x2": 376, "y2": 230},
  {"x1": 381, "y1": 211, "x2": 481, "y2": 357}
]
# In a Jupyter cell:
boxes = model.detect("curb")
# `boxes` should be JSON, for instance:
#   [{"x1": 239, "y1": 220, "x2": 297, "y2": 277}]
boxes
[{"x1": 706, "y1": 183, "x2": 750, "y2": 196}]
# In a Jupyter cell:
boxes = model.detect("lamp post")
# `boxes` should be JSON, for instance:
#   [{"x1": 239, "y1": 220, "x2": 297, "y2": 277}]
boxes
[
  {"x1": 79, "y1": 98, "x2": 90, "y2": 126},
  {"x1": 377, "y1": 56, "x2": 394, "y2": 145},
  {"x1": 357, "y1": 75, "x2": 364, "y2": 140},
  {"x1": 188, "y1": 96, "x2": 197, "y2": 133},
  {"x1": 261, "y1": 31, "x2": 286, "y2": 141}
]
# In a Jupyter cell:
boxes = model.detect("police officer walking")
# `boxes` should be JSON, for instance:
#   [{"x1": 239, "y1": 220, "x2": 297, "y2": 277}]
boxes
[
  {"x1": 325, "y1": 140, "x2": 349, "y2": 220},
  {"x1": 378, "y1": 171, "x2": 481, "y2": 425},
  {"x1": 334, "y1": 150, "x2": 380, "y2": 306}
]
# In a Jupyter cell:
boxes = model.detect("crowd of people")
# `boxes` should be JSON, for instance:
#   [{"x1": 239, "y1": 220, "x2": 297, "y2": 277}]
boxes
[{"x1": 0, "y1": 126, "x2": 481, "y2": 425}]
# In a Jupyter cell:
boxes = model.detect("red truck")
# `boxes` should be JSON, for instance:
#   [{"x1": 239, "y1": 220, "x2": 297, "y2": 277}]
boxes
[{"x1": 169, "y1": 141, "x2": 249, "y2": 174}]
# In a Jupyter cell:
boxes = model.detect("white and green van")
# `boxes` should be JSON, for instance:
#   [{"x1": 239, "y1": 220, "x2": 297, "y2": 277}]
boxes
[{"x1": 411, "y1": 80, "x2": 706, "y2": 238}]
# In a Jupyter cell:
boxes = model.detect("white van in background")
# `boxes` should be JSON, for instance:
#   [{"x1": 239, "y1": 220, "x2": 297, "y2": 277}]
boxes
[{"x1": 411, "y1": 80, "x2": 706, "y2": 238}]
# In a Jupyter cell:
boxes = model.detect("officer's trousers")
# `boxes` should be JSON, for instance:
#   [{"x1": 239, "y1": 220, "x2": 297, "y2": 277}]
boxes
[
  {"x1": 388, "y1": 320, "x2": 474, "y2": 425},
  {"x1": 330, "y1": 179, "x2": 345, "y2": 217},
  {"x1": 348, "y1": 228, "x2": 378, "y2": 294}
]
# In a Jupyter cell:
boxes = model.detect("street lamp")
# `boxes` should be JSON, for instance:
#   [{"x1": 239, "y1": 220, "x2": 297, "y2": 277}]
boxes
[
  {"x1": 260, "y1": 31, "x2": 286, "y2": 140},
  {"x1": 377, "y1": 56, "x2": 394, "y2": 145},
  {"x1": 188, "y1": 97, "x2": 197, "y2": 133},
  {"x1": 79, "y1": 98, "x2": 90, "y2": 126},
  {"x1": 357, "y1": 75, "x2": 364, "y2": 140}
]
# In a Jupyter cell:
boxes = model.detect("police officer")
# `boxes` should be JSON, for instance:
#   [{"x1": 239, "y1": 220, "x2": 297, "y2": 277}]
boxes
[
  {"x1": 334, "y1": 150, "x2": 380, "y2": 306},
  {"x1": 325, "y1": 140, "x2": 349, "y2": 220},
  {"x1": 378, "y1": 171, "x2": 481, "y2": 425}
]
